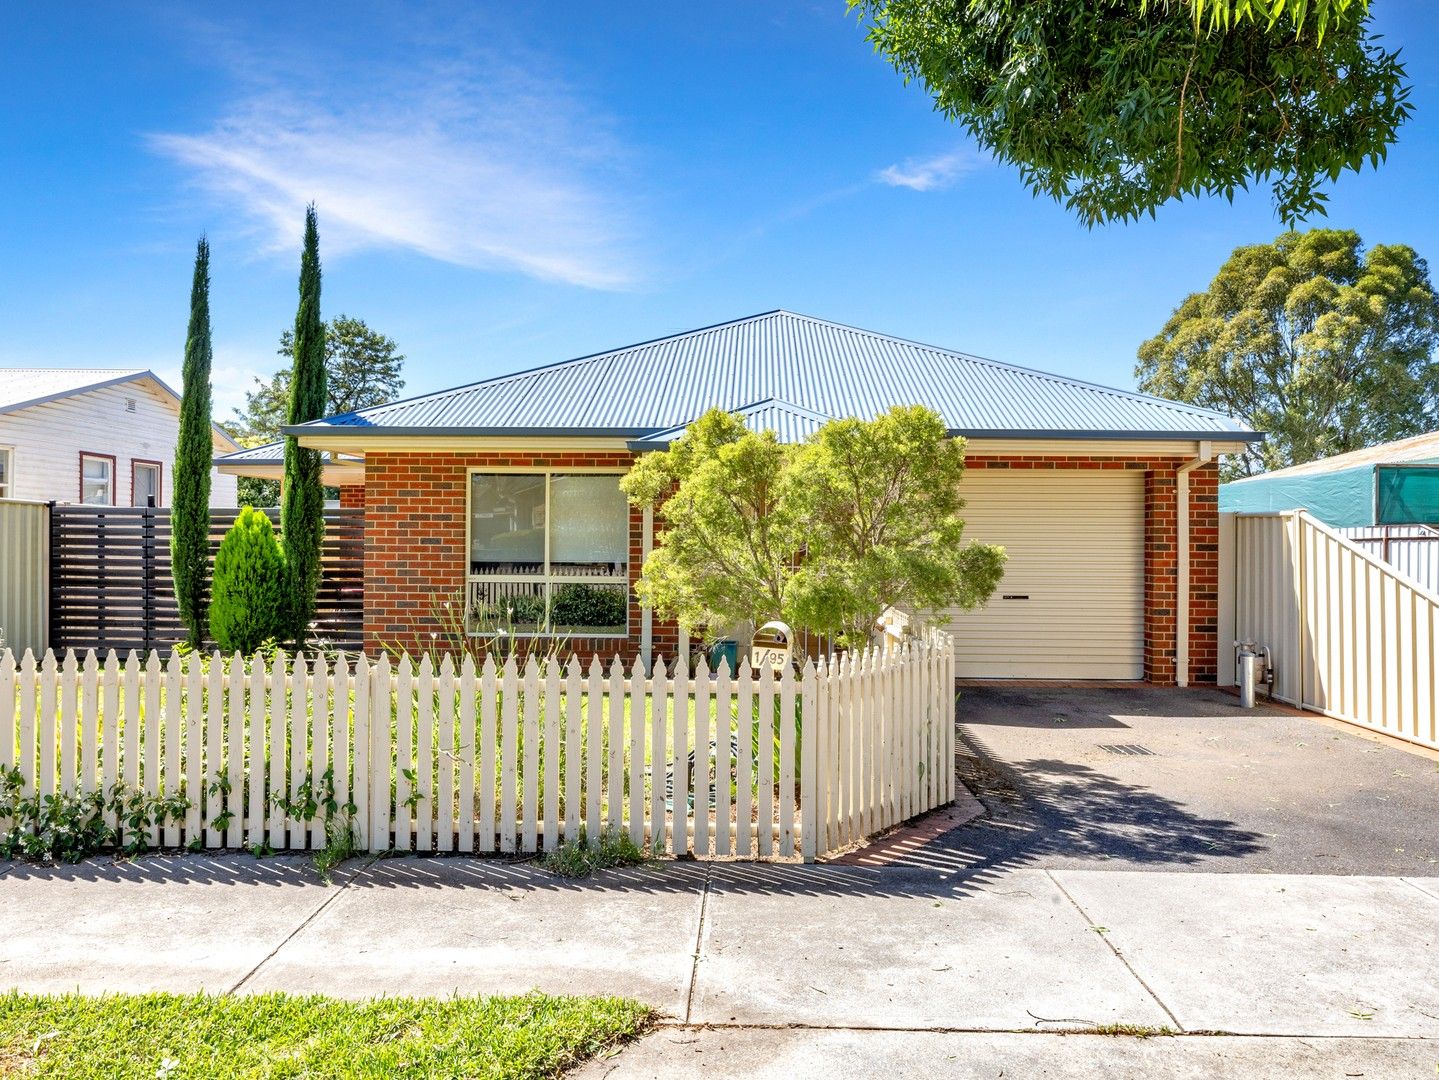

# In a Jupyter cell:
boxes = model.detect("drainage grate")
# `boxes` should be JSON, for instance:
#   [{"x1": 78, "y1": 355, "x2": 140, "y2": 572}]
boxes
[{"x1": 1097, "y1": 743, "x2": 1155, "y2": 756}]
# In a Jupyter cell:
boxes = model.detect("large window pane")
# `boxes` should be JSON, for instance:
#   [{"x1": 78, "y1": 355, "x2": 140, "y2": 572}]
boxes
[
  {"x1": 549, "y1": 474, "x2": 628, "y2": 579},
  {"x1": 467, "y1": 580, "x2": 548, "y2": 633},
  {"x1": 470, "y1": 473, "x2": 545, "y2": 573},
  {"x1": 550, "y1": 582, "x2": 628, "y2": 635}
]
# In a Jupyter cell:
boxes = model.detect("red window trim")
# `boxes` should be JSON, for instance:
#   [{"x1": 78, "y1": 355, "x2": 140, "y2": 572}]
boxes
[
  {"x1": 131, "y1": 458, "x2": 163, "y2": 507},
  {"x1": 78, "y1": 452, "x2": 117, "y2": 505}
]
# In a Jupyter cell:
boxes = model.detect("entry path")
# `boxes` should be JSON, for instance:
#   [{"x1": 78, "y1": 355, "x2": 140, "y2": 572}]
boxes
[{"x1": 2, "y1": 854, "x2": 1437, "y2": 1075}]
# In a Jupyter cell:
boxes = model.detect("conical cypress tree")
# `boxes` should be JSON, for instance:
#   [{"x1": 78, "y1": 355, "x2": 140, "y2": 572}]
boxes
[
  {"x1": 172, "y1": 237, "x2": 214, "y2": 648},
  {"x1": 281, "y1": 205, "x2": 327, "y2": 645}
]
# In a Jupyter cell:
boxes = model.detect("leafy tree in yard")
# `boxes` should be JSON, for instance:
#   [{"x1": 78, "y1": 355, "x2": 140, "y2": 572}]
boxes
[
  {"x1": 1137, "y1": 229, "x2": 1439, "y2": 478},
  {"x1": 850, "y1": 0, "x2": 1409, "y2": 225},
  {"x1": 622, "y1": 406, "x2": 1006, "y2": 648},
  {"x1": 281, "y1": 205, "x2": 327, "y2": 646},
  {"x1": 171, "y1": 238, "x2": 213, "y2": 648},
  {"x1": 209, "y1": 507, "x2": 286, "y2": 654},
  {"x1": 230, "y1": 315, "x2": 405, "y2": 506}
]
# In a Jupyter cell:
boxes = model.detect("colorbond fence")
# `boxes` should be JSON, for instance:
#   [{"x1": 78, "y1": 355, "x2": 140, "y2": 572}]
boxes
[
  {"x1": 1235, "y1": 511, "x2": 1439, "y2": 751},
  {"x1": 0, "y1": 632, "x2": 954, "y2": 862}
]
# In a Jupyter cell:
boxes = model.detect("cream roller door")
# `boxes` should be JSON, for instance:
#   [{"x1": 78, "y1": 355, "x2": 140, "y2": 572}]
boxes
[{"x1": 945, "y1": 470, "x2": 1145, "y2": 679}]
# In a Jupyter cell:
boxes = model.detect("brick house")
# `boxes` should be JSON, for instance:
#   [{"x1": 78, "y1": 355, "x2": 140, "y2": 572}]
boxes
[{"x1": 217, "y1": 311, "x2": 1260, "y2": 685}]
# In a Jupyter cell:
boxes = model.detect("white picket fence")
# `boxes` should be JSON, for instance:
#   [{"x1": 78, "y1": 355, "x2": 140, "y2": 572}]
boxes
[
  {"x1": 0, "y1": 632, "x2": 955, "y2": 862},
  {"x1": 1235, "y1": 511, "x2": 1439, "y2": 751}
]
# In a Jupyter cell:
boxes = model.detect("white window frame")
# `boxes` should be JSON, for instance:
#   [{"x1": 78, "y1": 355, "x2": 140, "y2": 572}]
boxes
[
  {"x1": 131, "y1": 459, "x2": 163, "y2": 507},
  {"x1": 465, "y1": 466, "x2": 630, "y2": 638},
  {"x1": 79, "y1": 452, "x2": 115, "y2": 506},
  {"x1": 0, "y1": 446, "x2": 12, "y2": 499}
]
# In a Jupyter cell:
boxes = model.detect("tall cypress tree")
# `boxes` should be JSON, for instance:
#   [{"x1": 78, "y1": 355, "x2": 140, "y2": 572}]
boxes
[
  {"x1": 281, "y1": 205, "x2": 328, "y2": 646},
  {"x1": 172, "y1": 237, "x2": 213, "y2": 648}
]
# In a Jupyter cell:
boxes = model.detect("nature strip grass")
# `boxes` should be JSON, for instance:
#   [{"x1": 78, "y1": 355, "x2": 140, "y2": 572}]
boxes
[{"x1": 0, "y1": 990, "x2": 652, "y2": 1079}]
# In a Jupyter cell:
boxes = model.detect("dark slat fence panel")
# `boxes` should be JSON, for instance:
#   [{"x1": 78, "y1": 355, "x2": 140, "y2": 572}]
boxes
[{"x1": 50, "y1": 505, "x2": 363, "y2": 653}]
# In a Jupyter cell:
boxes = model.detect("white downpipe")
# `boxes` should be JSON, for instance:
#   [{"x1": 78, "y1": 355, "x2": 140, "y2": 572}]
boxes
[{"x1": 1175, "y1": 440, "x2": 1214, "y2": 688}]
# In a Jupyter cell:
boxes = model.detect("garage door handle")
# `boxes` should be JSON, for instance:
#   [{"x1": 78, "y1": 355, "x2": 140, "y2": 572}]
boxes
[{"x1": 1001, "y1": 594, "x2": 1030, "y2": 600}]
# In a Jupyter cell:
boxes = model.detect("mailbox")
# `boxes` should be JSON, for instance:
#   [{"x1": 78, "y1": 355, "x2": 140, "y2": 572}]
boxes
[{"x1": 750, "y1": 620, "x2": 794, "y2": 672}]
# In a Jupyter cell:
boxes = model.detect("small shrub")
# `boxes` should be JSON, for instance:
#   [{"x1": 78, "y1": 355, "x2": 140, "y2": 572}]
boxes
[
  {"x1": 0, "y1": 766, "x2": 190, "y2": 863},
  {"x1": 210, "y1": 506, "x2": 287, "y2": 653},
  {"x1": 550, "y1": 583, "x2": 627, "y2": 631},
  {"x1": 541, "y1": 828, "x2": 648, "y2": 879}
]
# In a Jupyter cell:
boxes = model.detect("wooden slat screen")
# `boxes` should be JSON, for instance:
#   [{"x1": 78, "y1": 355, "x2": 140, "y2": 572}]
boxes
[{"x1": 50, "y1": 506, "x2": 363, "y2": 653}]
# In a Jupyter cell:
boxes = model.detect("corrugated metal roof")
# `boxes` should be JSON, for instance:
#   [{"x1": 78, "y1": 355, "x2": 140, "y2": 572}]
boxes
[
  {"x1": 1224, "y1": 429, "x2": 1439, "y2": 483},
  {"x1": 629, "y1": 398, "x2": 834, "y2": 449},
  {"x1": 286, "y1": 311, "x2": 1259, "y2": 442},
  {"x1": 0, "y1": 368, "x2": 149, "y2": 413},
  {"x1": 214, "y1": 441, "x2": 358, "y2": 466}
]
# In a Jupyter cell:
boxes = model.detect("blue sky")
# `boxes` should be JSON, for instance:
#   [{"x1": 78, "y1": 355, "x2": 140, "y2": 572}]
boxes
[{"x1": 2, "y1": 2, "x2": 1437, "y2": 421}]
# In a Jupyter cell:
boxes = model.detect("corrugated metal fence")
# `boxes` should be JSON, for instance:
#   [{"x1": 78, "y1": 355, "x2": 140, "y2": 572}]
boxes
[
  {"x1": 0, "y1": 500, "x2": 49, "y2": 656},
  {"x1": 1334, "y1": 525, "x2": 1439, "y2": 596},
  {"x1": 1235, "y1": 511, "x2": 1438, "y2": 751}
]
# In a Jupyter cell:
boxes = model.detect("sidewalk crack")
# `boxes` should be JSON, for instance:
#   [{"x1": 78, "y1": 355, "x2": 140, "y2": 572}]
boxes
[
  {"x1": 1400, "y1": 877, "x2": 1439, "y2": 905},
  {"x1": 226, "y1": 855, "x2": 379, "y2": 995},
  {"x1": 684, "y1": 864, "x2": 713, "y2": 1024},
  {"x1": 1044, "y1": 869, "x2": 1184, "y2": 1033}
]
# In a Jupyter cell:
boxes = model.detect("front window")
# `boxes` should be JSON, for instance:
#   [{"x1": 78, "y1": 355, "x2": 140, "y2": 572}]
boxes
[
  {"x1": 0, "y1": 447, "x2": 11, "y2": 498},
  {"x1": 80, "y1": 454, "x2": 113, "y2": 505},
  {"x1": 132, "y1": 461, "x2": 162, "y2": 507},
  {"x1": 468, "y1": 471, "x2": 629, "y2": 636}
]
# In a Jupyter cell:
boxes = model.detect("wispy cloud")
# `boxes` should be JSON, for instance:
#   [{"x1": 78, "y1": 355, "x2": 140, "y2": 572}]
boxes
[
  {"x1": 877, "y1": 149, "x2": 983, "y2": 192},
  {"x1": 149, "y1": 40, "x2": 640, "y2": 289}
]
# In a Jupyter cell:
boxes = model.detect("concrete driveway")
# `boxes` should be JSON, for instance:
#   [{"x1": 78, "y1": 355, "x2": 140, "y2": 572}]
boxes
[{"x1": 915, "y1": 685, "x2": 1439, "y2": 877}]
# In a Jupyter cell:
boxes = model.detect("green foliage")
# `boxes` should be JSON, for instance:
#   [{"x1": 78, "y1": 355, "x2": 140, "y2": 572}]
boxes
[
  {"x1": 550, "y1": 584, "x2": 628, "y2": 631},
  {"x1": 1158, "y1": 0, "x2": 1367, "y2": 37},
  {"x1": 1137, "y1": 228, "x2": 1439, "y2": 477},
  {"x1": 541, "y1": 828, "x2": 649, "y2": 878},
  {"x1": 623, "y1": 405, "x2": 1005, "y2": 648},
  {"x1": 850, "y1": 0, "x2": 1409, "y2": 225},
  {"x1": 0, "y1": 991, "x2": 654, "y2": 1079},
  {"x1": 789, "y1": 406, "x2": 1008, "y2": 646},
  {"x1": 171, "y1": 237, "x2": 213, "y2": 648},
  {"x1": 312, "y1": 812, "x2": 358, "y2": 884},
  {"x1": 229, "y1": 314, "x2": 406, "y2": 443},
  {"x1": 209, "y1": 507, "x2": 287, "y2": 654},
  {"x1": 281, "y1": 204, "x2": 328, "y2": 646},
  {"x1": 623, "y1": 409, "x2": 805, "y2": 637},
  {"x1": 0, "y1": 767, "x2": 191, "y2": 863}
]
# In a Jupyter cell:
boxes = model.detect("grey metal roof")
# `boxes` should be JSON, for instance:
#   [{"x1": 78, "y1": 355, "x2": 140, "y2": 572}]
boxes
[
  {"x1": 285, "y1": 311, "x2": 1260, "y2": 443},
  {"x1": 214, "y1": 440, "x2": 358, "y2": 466},
  {"x1": 629, "y1": 398, "x2": 834, "y2": 449}
]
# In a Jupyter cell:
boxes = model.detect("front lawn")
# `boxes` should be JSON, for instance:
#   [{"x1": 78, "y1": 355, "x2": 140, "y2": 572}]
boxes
[{"x1": 0, "y1": 991, "x2": 651, "y2": 1079}]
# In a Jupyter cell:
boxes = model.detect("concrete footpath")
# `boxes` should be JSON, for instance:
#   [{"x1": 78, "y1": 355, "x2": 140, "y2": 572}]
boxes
[{"x1": 1, "y1": 855, "x2": 1437, "y2": 1077}]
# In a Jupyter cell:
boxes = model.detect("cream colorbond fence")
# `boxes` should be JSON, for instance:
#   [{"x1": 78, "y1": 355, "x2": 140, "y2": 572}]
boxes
[
  {"x1": 1235, "y1": 511, "x2": 1439, "y2": 751},
  {"x1": 0, "y1": 632, "x2": 954, "y2": 862}
]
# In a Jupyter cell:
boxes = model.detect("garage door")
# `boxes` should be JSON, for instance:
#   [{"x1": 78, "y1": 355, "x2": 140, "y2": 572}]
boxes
[{"x1": 944, "y1": 470, "x2": 1145, "y2": 679}]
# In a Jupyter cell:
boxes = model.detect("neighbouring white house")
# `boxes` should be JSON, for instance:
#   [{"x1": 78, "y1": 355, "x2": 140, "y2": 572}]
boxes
[{"x1": 0, "y1": 368, "x2": 239, "y2": 507}]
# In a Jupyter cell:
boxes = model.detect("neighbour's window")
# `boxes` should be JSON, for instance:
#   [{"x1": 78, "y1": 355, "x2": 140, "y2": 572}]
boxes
[
  {"x1": 0, "y1": 447, "x2": 11, "y2": 498},
  {"x1": 132, "y1": 461, "x2": 162, "y2": 507},
  {"x1": 467, "y1": 471, "x2": 629, "y2": 636},
  {"x1": 79, "y1": 453, "x2": 114, "y2": 505}
]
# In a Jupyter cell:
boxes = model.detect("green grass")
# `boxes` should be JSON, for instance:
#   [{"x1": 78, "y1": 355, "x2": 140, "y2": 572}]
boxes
[
  {"x1": 0, "y1": 991, "x2": 652, "y2": 1079},
  {"x1": 541, "y1": 827, "x2": 649, "y2": 878}
]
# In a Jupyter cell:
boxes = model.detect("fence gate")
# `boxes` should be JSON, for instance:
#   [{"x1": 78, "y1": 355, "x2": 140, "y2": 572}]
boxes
[{"x1": 49, "y1": 505, "x2": 364, "y2": 653}]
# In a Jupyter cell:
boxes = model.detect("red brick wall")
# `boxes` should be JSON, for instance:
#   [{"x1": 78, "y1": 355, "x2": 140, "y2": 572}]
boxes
[
  {"x1": 338, "y1": 484, "x2": 366, "y2": 509},
  {"x1": 363, "y1": 451, "x2": 679, "y2": 662},
  {"x1": 965, "y1": 454, "x2": 1220, "y2": 686},
  {"x1": 362, "y1": 448, "x2": 1218, "y2": 684}
]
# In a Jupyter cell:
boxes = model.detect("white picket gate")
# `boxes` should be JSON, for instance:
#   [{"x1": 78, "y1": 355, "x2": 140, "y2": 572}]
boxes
[{"x1": 0, "y1": 632, "x2": 955, "y2": 862}]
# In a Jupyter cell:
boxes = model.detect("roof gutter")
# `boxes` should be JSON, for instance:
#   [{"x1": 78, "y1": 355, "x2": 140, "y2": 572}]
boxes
[{"x1": 1176, "y1": 441, "x2": 1214, "y2": 688}]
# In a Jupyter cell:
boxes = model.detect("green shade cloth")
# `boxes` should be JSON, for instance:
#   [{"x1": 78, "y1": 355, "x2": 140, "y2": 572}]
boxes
[{"x1": 1376, "y1": 466, "x2": 1439, "y2": 525}]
